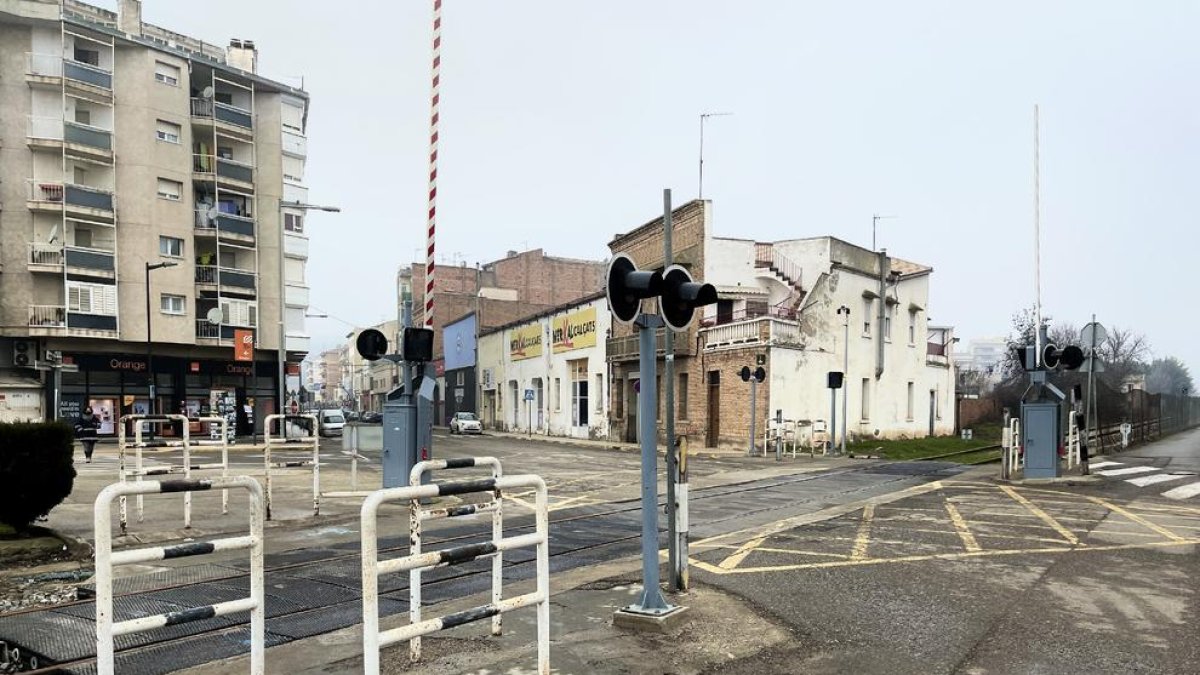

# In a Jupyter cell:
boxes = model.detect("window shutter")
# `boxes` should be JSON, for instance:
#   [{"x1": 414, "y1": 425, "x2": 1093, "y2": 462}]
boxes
[
  {"x1": 249, "y1": 303, "x2": 257, "y2": 327},
  {"x1": 68, "y1": 285, "x2": 81, "y2": 312}
]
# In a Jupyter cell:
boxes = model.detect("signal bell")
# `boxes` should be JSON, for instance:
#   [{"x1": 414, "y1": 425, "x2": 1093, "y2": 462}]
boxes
[
  {"x1": 660, "y1": 265, "x2": 718, "y2": 332},
  {"x1": 606, "y1": 253, "x2": 664, "y2": 325}
]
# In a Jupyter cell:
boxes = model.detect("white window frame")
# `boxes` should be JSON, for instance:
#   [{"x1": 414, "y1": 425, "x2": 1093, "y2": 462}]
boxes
[
  {"x1": 160, "y1": 294, "x2": 186, "y2": 316},
  {"x1": 862, "y1": 298, "x2": 873, "y2": 337},
  {"x1": 220, "y1": 298, "x2": 258, "y2": 327},
  {"x1": 154, "y1": 61, "x2": 180, "y2": 86},
  {"x1": 908, "y1": 311, "x2": 917, "y2": 346},
  {"x1": 156, "y1": 178, "x2": 182, "y2": 201},
  {"x1": 906, "y1": 382, "x2": 914, "y2": 422},
  {"x1": 284, "y1": 212, "x2": 304, "y2": 234},
  {"x1": 860, "y1": 378, "x2": 871, "y2": 421},
  {"x1": 155, "y1": 119, "x2": 181, "y2": 144},
  {"x1": 159, "y1": 235, "x2": 184, "y2": 258}
]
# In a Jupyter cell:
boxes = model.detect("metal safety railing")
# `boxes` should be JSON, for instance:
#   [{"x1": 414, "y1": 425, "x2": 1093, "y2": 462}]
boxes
[
  {"x1": 94, "y1": 477, "x2": 264, "y2": 675},
  {"x1": 117, "y1": 414, "x2": 230, "y2": 532},
  {"x1": 263, "y1": 414, "x2": 320, "y2": 520},
  {"x1": 409, "y1": 457, "x2": 505, "y2": 659},
  {"x1": 360, "y1": 469, "x2": 549, "y2": 675},
  {"x1": 1065, "y1": 416, "x2": 1081, "y2": 470}
]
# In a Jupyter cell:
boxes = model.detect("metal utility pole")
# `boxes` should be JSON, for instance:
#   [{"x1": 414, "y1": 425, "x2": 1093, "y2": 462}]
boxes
[
  {"x1": 698, "y1": 112, "x2": 732, "y2": 198},
  {"x1": 635, "y1": 314, "x2": 670, "y2": 613},
  {"x1": 748, "y1": 376, "x2": 758, "y2": 456},
  {"x1": 1033, "y1": 105, "x2": 1043, "y2": 367},
  {"x1": 662, "y1": 189, "x2": 681, "y2": 592},
  {"x1": 838, "y1": 305, "x2": 850, "y2": 454}
]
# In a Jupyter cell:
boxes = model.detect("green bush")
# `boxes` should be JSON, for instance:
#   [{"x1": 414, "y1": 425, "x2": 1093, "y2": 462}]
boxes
[{"x1": 0, "y1": 422, "x2": 77, "y2": 529}]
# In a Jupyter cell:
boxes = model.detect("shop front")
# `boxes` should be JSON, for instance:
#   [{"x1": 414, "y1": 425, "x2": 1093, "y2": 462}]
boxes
[{"x1": 55, "y1": 352, "x2": 278, "y2": 437}]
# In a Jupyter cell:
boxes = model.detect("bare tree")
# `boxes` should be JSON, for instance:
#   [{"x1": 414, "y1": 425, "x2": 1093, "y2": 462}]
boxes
[{"x1": 1096, "y1": 326, "x2": 1150, "y2": 386}]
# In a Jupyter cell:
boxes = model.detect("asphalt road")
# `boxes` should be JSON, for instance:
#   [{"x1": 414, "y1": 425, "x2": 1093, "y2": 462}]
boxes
[{"x1": 695, "y1": 428, "x2": 1200, "y2": 675}]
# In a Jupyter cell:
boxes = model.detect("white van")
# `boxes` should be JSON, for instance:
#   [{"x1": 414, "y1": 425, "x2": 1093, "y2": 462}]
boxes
[{"x1": 319, "y1": 409, "x2": 345, "y2": 437}]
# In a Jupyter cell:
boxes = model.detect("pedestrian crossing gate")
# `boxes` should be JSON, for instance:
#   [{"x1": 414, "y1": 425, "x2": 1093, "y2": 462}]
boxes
[
  {"x1": 263, "y1": 413, "x2": 320, "y2": 520},
  {"x1": 94, "y1": 477, "x2": 264, "y2": 675},
  {"x1": 360, "y1": 458, "x2": 549, "y2": 675},
  {"x1": 116, "y1": 414, "x2": 230, "y2": 533}
]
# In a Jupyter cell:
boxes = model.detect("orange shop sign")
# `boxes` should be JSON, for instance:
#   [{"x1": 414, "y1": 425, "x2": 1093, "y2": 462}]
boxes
[{"x1": 234, "y1": 329, "x2": 254, "y2": 361}]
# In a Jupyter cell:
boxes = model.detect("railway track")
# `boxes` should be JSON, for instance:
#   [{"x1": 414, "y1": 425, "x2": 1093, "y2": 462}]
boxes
[{"x1": 3, "y1": 459, "x2": 965, "y2": 674}]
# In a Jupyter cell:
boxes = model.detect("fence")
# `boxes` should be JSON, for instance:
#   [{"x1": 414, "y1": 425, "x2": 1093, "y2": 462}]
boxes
[
  {"x1": 94, "y1": 477, "x2": 264, "y2": 675},
  {"x1": 117, "y1": 414, "x2": 230, "y2": 532},
  {"x1": 360, "y1": 469, "x2": 549, "y2": 675},
  {"x1": 262, "y1": 413, "x2": 320, "y2": 520}
]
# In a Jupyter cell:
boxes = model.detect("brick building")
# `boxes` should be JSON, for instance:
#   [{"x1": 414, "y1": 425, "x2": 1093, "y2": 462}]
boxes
[{"x1": 607, "y1": 200, "x2": 956, "y2": 450}]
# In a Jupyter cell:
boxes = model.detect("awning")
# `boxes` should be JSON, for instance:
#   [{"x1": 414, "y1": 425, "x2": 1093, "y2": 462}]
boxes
[{"x1": 0, "y1": 372, "x2": 43, "y2": 389}]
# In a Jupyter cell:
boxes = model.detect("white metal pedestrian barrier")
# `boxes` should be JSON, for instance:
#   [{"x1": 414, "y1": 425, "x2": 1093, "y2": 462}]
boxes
[
  {"x1": 117, "y1": 414, "x2": 230, "y2": 532},
  {"x1": 93, "y1": 476, "x2": 264, "y2": 675},
  {"x1": 1004, "y1": 417, "x2": 1023, "y2": 472},
  {"x1": 1065, "y1": 416, "x2": 1081, "y2": 469},
  {"x1": 360, "y1": 466, "x2": 549, "y2": 675},
  {"x1": 262, "y1": 413, "x2": 320, "y2": 520}
]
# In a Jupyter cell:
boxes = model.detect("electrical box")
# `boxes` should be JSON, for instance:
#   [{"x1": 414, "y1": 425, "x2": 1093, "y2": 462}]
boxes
[
  {"x1": 382, "y1": 396, "x2": 416, "y2": 489},
  {"x1": 1021, "y1": 401, "x2": 1061, "y2": 479}
]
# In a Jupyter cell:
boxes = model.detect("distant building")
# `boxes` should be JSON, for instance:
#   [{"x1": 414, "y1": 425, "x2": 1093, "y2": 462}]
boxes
[
  {"x1": 953, "y1": 337, "x2": 1007, "y2": 375},
  {"x1": 606, "y1": 200, "x2": 956, "y2": 448},
  {"x1": 477, "y1": 294, "x2": 609, "y2": 439}
]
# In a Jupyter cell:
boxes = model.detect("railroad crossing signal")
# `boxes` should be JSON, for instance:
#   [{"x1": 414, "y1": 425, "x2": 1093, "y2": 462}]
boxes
[
  {"x1": 739, "y1": 365, "x2": 766, "y2": 383},
  {"x1": 605, "y1": 253, "x2": 717, "y2": 330}
]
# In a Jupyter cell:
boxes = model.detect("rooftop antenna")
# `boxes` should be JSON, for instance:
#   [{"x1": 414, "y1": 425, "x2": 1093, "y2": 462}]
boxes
[
  {"x1": 871, "y1": 214, "x2": 897, "y2": 251},
  {"x1": 1033, "y1": 105, "x2": 1043, "y2": 367},
  {"x1": 699, "y1": 111, "x2": 734, "y2": 198}
]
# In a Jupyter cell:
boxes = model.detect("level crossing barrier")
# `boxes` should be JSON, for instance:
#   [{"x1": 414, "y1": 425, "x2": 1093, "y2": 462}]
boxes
[
  {"x1": 93, "y1": 476, "x2": 264, "y2": 675},
  {"x1": 262, "y1": 413, "x2": 319, "y2": 520},
  {"x1": 360, "y1": 464, "x2": 549, "y2": 675},
  {"x1": 117, "y1": 414, "x2": 230, "y2": 533}
]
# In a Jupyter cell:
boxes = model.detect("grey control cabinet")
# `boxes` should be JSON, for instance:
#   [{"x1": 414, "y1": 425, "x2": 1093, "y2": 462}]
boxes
[
  {"x1": 1021, "y1": 401, "x2": 1061, "y2": 479},
  {"x1": 382, "y1": 394, "x2": 416, "y2": 489}
]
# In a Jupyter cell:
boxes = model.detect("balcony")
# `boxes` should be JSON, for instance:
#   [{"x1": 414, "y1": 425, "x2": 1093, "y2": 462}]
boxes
[
  {"x1": 285, "y1": 284, "x2": 310, "y2": 306},
  {"x1": 702, "y1": 317, "x2": 806, "y2": 352},
  {"x1": 64, "y1": 246, "x2": 116, "y2": 279},
  {"x1": 283, "y1": 232, "x2": 309, "y2": 258},
  {"x1": 282, "y1": 131, "x2": 307, "y2": 157},
  {"x1": 194, "y1": 210, "x2": 255, "y2": 243},
  {"x1": 927, "y1": 341, "x2": 951, "y2": 368},
  {"x1": 26, "y1": 53, "x2": 113, "y2": 96},
  {"x1": 285, "y1": 334, "x2": 311, "y2": 354},
  {"x1": 28, "y1": 305, "x2": 66, "y2": 330},
  {"x1": 193, "y1": 154, "x2": 254, "y2": 189},
  {"x1": 196, "y1": 265, "x2": 257, "y2": 292},
  {"x1": 28, "y1": 243, "x2": 64, "y2": 272},
  {"x1": 27, "y1": 117, "x2": 113, "y2": 162},
  {"x1": 607, "y1": 329, "x2": 695, "y2": 362},
  {"x1": 27, "y1": 181, "x2": 115, "y2": 220},
  {"x1": 190, "y1": 98, "x2": 253, "y2": 134}
]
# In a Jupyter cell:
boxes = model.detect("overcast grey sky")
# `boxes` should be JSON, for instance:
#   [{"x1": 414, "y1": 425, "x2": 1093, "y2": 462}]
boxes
[{"x1": 111, "y1": 1, "x2": 1199, "y2": 375}]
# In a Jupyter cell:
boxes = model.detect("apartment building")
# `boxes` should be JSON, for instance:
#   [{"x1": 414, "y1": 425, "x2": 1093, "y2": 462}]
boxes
[
  {"x1": 606, "y1": 200, "x2": 956, "y2": 449},
  {"x1": 0, "y1": 0, "x2": 315, "y2": 434}
]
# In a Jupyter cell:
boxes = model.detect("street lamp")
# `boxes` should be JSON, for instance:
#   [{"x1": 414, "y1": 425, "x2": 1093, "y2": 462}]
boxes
[
  {"x1": 837, "y1": 305, "x2": 850, "y2": 454},
  {"x1": 145, "y1": 261, "x2": 177, "y2": 432},
  {"x1": 277, "y1": 200, "x2": 340, "y2": 416}
]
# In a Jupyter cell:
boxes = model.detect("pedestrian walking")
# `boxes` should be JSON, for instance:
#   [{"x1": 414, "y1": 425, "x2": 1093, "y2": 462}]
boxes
[{"x1": 75, "y1": 406, "x2": 99, "y2": 463}]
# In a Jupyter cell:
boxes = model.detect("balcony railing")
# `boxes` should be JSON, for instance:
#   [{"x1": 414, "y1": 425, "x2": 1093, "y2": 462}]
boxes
[
  {"x1": 701, "y1": 316, "x2": 807, "y2": 351},
  {"x1": 190, "y1": 98, "x2": 253, "y2": 129},
  {"x1": 64, "y1": 246, "x2": 115, "y2": 272},
  {"x1": 607, "y1": 329, "x2": 695, "y2": 361},
  {"x1": 216, "y1": 157, "x2": 254, "y2": 184},
  {"x1": 64, "y1": 121, "x2": 113, "y2": 151},
  {"x1": 196, "y1": 320, "x2": 221, "y2": 339},
  {"x1": 29, "y1": 305, "x2": 67, "y2": 328},
  {"x1": 32, "y1": 181, "x2": 116, "y2": 212},
  {"x1": 28, "y1": 116, "x2": 63, "y2": 141},
  {"x1": 63, "y1": 59, "x2": 113, "y2": 89},
  {"x1": 29, "y1": 243, "x2": 63, "y2": 266},
  {"x1": 218, "y1": 213, "x2": 255, "y2": 238},
  {"x1": 196, "y1": 265, "x2": 257, "y2": 290},
  {"x1": 26, "y1": 53, "x2": 63, "y2": 78},
  {"x1": 699, "y1": 305, "x2": 798, "y2": 327}
]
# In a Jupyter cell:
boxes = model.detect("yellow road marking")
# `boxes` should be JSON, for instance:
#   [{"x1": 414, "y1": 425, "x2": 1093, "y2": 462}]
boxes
[
  {"x1": 850, "y1": 504, "x2": 875, "y2": 561},
  {"x1": 1087, "y1": 496, "x2": 1187, "y2": 542},
  {"x1": 694, "y1": 538, "x2": 1200, "y2": 575},
  {"x1": 719, "y1": 535, "x2": 768, "y2": 570},
  {"x1": 1000, "y1": 485, "x2": 1081, "y2": 546},
  {"x1": 943, "y1": 500, "x2": 981, "y2": 552},
  {"x1": 703, "y1": 544, "x2": 849, "y2": 559}
]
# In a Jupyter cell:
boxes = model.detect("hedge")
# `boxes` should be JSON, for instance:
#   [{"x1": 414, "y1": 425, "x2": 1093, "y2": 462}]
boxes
[{"x1": 0, "y1": 421, "x2": 77, "y2": 529}]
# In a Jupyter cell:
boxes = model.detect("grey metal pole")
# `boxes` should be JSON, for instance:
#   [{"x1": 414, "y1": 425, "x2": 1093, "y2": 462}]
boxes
[
  {"x1": 748, "y1": 378, "x2": 757, "y2": 456},
  {"x1": 830, "y1": 387, "x2": 837, "y2": 456},
  {"x1": 278, "y1": 200, "x2": 287, "y2": 422},
  {"x1": 663, "y1": 188, "x2": 679, "y2": 593},
  {"x1": 145, "y1": 263, "x2": 154, "y2": 419},
  {"x1": 1084, "y1": 313, "x2": 1097, "y2": 473},
  {"x1": 633, "y1": 316, "x2": 670, "y2": 613},
  {"x1": 841, "y1": 312, "x2": 849, "y2": 454}
]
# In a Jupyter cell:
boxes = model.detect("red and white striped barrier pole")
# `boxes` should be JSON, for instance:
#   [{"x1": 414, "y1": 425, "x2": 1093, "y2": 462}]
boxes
[{"x1": 424, "y1": 0, "x2": 442, "y2": 327}]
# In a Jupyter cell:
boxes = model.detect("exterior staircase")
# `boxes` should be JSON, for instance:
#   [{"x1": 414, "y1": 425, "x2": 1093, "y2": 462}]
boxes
[{"x1": 754, "y1": 243, "x2": 806, "y2": 316}]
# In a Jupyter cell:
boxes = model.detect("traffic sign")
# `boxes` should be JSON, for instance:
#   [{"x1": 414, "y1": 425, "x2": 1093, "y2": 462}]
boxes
[
  {"x1": 1081, "y1": 322, "x2": 1107, "y2": 349},
  {"x1": 524, "y1": 389, "x2": 535, "y2": 402}
]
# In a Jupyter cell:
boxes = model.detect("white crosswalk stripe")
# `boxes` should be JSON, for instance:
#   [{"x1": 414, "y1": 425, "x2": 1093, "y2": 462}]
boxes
[
  {"x1": 1161, "y1": 482, "x2": 1200, "y2": 501},
  {"x1": 1096, "y1": 466, "x2": 1159, "y2": 477},
  {"x1": 1088, "y1": 461, "x2": 1123, "y2": 470},
  {"x1": 1126, "y1": 473, "x2": 1189, "y2": 487}
]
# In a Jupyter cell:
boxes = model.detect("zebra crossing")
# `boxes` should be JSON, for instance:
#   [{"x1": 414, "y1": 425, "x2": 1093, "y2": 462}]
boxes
[{"x1": 1092, "y1": 460, "x2": 1200, "y2": 500}]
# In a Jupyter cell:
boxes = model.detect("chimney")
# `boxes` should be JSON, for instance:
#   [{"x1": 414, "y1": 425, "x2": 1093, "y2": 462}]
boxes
[
  {"x1": 118, "y1": 0, "x2": 142, "y2": 35},
  {"x1": 226, "y1": 39, "x2": 258, "y2": 73}
]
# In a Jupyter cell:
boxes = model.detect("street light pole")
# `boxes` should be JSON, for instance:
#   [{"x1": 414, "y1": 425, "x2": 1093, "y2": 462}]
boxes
[
  {"x1": 837, "y1": 305, "x2": 850, "y2": 454},
  {"x1": 277, "y1": 200, "x2": 340, "y2": 418},
  {"x1": 145, "y1": 261, "x2": 177, "y2": 432}
]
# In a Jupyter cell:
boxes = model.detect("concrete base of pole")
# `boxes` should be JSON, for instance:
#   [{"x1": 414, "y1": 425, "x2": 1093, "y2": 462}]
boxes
[{"x1": 613, "y1": 604, "x2": 690, "y2": 633}]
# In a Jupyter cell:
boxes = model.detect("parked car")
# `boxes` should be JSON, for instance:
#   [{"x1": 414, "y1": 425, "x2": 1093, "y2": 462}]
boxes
[
  {"x1": 449, "y1": 412, "x2": 483, "y2": 435},
  {"x1": 319, "y1": 409, "x2": 346, "y2": 437},
  {"x1": 360, "y1": 411, "x2": 382, "y2": 424},
  {"x1": 343, "y1": 410, "x2": 360, "y2": 423}
]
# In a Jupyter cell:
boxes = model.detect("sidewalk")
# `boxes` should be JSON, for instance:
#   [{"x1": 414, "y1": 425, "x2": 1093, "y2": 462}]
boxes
[{"x1": 478, "y1": 428, "x2": 774, "y2": 460}]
